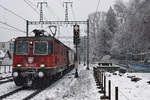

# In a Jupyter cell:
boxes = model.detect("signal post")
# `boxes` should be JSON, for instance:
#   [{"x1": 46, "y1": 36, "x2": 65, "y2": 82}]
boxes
[{"x1": 73, "y1": 24, "x2": 80, "y2": 78}]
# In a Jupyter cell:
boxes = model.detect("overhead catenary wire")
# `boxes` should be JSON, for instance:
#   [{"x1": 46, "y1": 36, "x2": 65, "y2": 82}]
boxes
[
  {"x1": 93, "y1": 0, "x2": 101, "y2": 44},
  {"x1": 0, "y1": 26, "x2": 22, "y2": 32},
  {"x1": 24, "y1": 0, "x2": 48, "y2": 21},
  {"x1": 0, "y1": 21, "x2": 26, "y2": 33},
  {"x1": 26, "y1": 0, "x2": 37, "y2": 8},
  {"x1": 23, "y1": 0, "x2": 39, "y2": 15},
  {"x1": 94, "y1": 0, "x2": 101, "y2": 21},
  {"x1": 0, "y1": 3, "x2": 27, "y2": 21}
]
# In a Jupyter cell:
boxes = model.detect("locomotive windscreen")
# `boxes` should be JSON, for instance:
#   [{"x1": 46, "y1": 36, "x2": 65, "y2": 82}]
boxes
[
  {"x1": 15, "y1": 41, "x2": 29, "y2": 55},
  {"x1": 34, "y1": 41, "x2": 48, "y2": 55}
]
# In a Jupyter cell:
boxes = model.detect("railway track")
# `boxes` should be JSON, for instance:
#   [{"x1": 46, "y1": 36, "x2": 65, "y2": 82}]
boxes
[
  {"x1": 0, "y1": 84, "x2": 51, "y2": 100},
  {"x1": 0, "y1": 76, "x2": 59, "y2": 100},
  {"x1": 0, "y1": 68, "x2": 74, "y2": 100},
  {"x1": 0, "y1": 78, "x2": 13, "y2": 85},
  {"x1": 0, "y1": 87, "x2": 44, "y2": 100},
  {"x1": 0, "y1": 87, "x2": 25, "y2": 99},
  {"x1": 0, "y1": 76, "x2": 12, "y2": 81},
  {"x1": 23, "y1": 86, "x2": 48, "y2": 100}
]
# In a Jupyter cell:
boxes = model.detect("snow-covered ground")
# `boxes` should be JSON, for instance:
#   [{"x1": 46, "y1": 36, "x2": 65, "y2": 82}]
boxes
[
  {"x1": 106, "y1": 72, "x2": 150, "y2": 100},
  {"x1": 0, "y1": 81, "x2": 19, "y2": 97},
  {"x1": 32, "y1": 64, "x2": 100, "y2": 100},
  {"x1": 0, "y1": 64, "x2": 100, "y2": 100},
  {"x1": 0, "y1": 63, "x2": 150, "y2": 100}
]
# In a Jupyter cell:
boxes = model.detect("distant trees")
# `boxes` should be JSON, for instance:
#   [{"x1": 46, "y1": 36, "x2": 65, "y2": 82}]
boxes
[
  {"x1": 88, "y1": 7, "x2": 118, "y2": 61},
  {"x1": 89, "y1": 12, "x2": 105, "y2": 61},
  {"x1": 87, "y1": 0, "x2": 150, "y2": 61},
  {"x1": 112, "y1": 0, "x2": 150, "y2": 57},
  {"x1": 106, "y1": 7, "x2": 118, "y2": 34}
]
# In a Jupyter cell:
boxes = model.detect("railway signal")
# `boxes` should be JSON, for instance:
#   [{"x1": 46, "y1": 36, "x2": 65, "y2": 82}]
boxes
[
  {"x1": 73, "y1": 24, "x2": 80, "y2": 45},
  {"x1": 73, "y1": 24, "x2": 80, "y2": 78}
]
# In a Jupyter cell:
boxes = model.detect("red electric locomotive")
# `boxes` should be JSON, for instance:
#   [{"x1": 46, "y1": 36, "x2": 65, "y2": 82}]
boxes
[{"x1": 12, "y1": 29, "x2": 74, "y2": 86}]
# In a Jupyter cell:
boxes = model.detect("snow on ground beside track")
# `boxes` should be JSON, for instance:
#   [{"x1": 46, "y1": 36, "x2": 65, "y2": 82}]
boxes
[
  {"x1": 32, "y1": 64, "x2": 100, "y2": 100},
  {"x1": 0, "y1": 73, "x2": 12, "y2": 79},
  {"x1": 0, "y1": 80, "x2": 37, "y2": 100},
  {"x1": 4, "y1": 89, "x2": 35, "y2": 100},
  {"x1": 106, "y1": 72, "x2": 150, "y2": 100},
  {"x1": 0, "y1": 82, "x2": 20, "y2": 96}
]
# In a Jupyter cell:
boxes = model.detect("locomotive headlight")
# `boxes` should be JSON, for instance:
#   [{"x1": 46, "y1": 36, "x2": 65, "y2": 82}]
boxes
[
  {"x1": 38, "y1": 72, "x2": 44, "y2": 78},
  {"x1": 13, "y1": 72, "x2": 18, "y2": 77},
  {"x1": 29, "y1": 41, "x2": 33, "y2": 45},
  {"x1": 40, "y1": 64, "x2": 45, "y2": 68},
  {"x1": 16, "y1": 64, "x2": 22, "y2": 67}
]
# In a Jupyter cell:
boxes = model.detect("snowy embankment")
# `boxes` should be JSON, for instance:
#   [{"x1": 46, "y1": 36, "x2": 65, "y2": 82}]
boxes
[
  {"x1": 32, "y1": 64, "x2": 100, "y2": 100},
  {"x1": 106, "y1": 72, "x2": 150, "y2": 100}
]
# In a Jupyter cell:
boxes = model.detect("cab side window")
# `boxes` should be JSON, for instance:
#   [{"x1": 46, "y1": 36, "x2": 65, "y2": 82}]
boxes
[{"x1": 48, "y1": 41, "x2": 53, "y2": 54}]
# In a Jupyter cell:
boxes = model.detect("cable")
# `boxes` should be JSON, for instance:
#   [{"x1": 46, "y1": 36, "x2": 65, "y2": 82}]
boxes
[
  {"x1": 24, "y1": 0, "x2": 48, "y2": 21},
  {"x1": 0, "y1": 3, "x2": 26, "y2": 21},
  {"x1": 23, "y1": 0, "x2": 39, "y2": 15},
  {"x1": 26, "y1": 0, "x2": 37, "y2": 8},
  {"x1": 0, "y1": 21, "x2": 26, "y2": 33},
  {"x1": 0, "y1": 26, "x2": 21, "y2": 32}
]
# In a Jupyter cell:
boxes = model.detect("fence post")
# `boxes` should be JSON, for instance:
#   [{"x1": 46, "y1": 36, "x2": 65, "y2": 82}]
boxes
[
  {"x1": 98, "y1": 70, "x2": 101, "y2": 86},
  {"x1": 115, "y1": 87, "x2": 118, "y2": 100},
  {"x1": 99, "y1": 71, "x2": 105, "y2": 94},
  {"x1": 0, "y1": 66, "x2": 1, "y2": 74},
  {"x1": 9, "y1": 66, "x2": 11, "y2": 73},
  {"x1": 104, "y1": 75, "x2": 106, "y2": 96},
  {"x1": 101, "y1": 72, "x2": 103, "y2": 89},
  {"x1": 100, "y1": 74, "x2": 109, "y2": 99},
  {"x1": 4, "y1": 66, "x2": 7, "y2": 73},
  {"x1": 99, "y1": 71, "x2": 102, "y2": 87},
  {"x1": 109, "y1": 80, "x2": 111, "y2": 100}
]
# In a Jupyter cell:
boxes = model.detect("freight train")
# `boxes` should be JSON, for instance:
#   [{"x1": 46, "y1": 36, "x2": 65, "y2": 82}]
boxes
[{"x1": 12, "y1": 29, "x2": 75, "y2": 87}]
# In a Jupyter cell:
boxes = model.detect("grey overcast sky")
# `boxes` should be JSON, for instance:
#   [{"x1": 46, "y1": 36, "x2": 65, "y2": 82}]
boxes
[{"x1": 0, "y1": 0, "x2": 128, "y2": 42}]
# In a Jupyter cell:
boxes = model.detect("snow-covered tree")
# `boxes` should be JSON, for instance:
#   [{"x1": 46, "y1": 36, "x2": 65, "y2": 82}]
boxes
[
  {"x1": 112, "y1": 0, "x2": 150, "y2": 58},
  {"x1": 106, "y1": 7, "x2": 118, "y2": 34}
]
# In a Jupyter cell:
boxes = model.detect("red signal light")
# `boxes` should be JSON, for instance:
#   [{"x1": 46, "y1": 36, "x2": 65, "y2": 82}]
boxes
[{"x1": 74, "y1": 31, "x2": 78, "y2": 35}]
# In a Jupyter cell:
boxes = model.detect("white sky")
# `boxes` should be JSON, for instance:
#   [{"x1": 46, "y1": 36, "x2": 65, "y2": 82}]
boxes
[{"x1": 0, "y1": 0, "x2": 128, "y2": 42}]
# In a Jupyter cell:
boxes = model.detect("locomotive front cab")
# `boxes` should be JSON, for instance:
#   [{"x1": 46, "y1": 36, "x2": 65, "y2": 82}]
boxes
[
  {"x1": 12, "y1": 38, "x2": 54, "y2": 86},
  {"x1": 13, "y1": 40, "x2": 52, "y2": 68}
]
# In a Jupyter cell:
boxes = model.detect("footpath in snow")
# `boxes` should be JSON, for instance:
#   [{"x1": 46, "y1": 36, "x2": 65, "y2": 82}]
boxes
[{"x1": 32, "y1": 64, "x2": 100, "y2": 100}]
